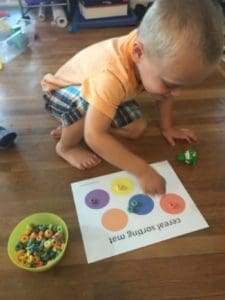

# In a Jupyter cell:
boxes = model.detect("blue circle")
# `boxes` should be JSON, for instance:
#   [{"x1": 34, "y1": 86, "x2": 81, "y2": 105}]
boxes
[{"x1": 128, "y1": 194, "x2": 154, "y2": 215}]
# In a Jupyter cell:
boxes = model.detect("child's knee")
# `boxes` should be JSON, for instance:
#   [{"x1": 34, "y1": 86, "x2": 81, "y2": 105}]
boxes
[{"x1": 127, "y1": 118, "x2": 148, "y2": 139}]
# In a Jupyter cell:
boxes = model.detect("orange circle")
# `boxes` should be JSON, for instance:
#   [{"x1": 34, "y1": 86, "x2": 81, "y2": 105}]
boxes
[
  {"x1": 101, "y1": 209, "x2": 128, "y2": 231},
  {"x1": 160, "y1": 193, "x2": 185, "y2": 214}
]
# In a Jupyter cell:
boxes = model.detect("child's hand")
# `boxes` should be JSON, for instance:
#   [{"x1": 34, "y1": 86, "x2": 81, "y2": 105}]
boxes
[
  {"x1": 137, "y1": 166, "x2": 166, "y2": 195},
  {"x1": 162, "y1": 127, "x2": 197, "y2": 147}
]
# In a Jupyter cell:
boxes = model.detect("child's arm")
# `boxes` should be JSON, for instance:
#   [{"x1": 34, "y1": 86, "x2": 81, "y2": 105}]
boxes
[
  {"x1": 157, "y1": 97, "x2": 197, "y2": 146},
  {"x1": 84, "y1": 105, "x2": 166, "y2": 195}
]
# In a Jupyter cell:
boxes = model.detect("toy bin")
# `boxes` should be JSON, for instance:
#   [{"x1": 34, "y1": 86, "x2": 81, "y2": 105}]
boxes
[
  {"x1": 25, "y1": 0, "x2": 41, "y2": 4},
  {"x1": 0, "y1": 19, "x2": 35, "y2": 63},
  {"x1": 24, "y1": 0, "x2": 65, "y2": 3}
]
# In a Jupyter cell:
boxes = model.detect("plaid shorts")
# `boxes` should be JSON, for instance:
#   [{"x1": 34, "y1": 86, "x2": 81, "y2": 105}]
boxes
[{"x1": 43, "y1": 85, "x2": 142, "y2": 128}]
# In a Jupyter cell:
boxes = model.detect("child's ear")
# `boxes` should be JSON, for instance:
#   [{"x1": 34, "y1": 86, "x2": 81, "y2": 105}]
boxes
[{"x1": 132, "y1": 41, "x2": 144, "y2": 63}]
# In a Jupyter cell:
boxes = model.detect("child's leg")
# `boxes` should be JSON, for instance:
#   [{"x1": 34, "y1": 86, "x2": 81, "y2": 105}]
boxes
[
  {"x1": 110, "y1": 117, "x2": 147, "y2": 139},
  {"x1": 43, "y1": 86, "x2": 101, "y2": 169},
  {"x1": 48, "y1": 99, "x2": 147, "y2": 141},
  {"x1": 110, "y1": 100, "x2": 147, "y2": 139},
  {"x1": 50, "y1": 117, "x2": 147, "y2": 141},
  {"x1": 56, "y1": 118, "x2": 101, "y2": 170}
]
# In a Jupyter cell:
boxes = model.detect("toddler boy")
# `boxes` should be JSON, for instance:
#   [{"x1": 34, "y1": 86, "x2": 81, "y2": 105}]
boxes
[{"x1": 41, "y1": 0, "x2": 224, "y2": 195}]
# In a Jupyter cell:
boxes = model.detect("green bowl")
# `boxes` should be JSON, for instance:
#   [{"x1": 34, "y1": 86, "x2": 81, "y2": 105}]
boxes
[{"x1": 7, "y1": 212, "x2": 69, "y2": 272}]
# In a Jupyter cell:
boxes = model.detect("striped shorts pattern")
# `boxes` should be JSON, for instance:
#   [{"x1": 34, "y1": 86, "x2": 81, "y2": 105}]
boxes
[{"x1": 43, "y1": 85, "x2": 142, "y2": 128}]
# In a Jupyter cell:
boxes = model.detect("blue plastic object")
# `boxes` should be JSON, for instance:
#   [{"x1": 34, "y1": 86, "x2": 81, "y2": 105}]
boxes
[{"x1": 0, "y1": 126, "x2": 17, "y2": 148}]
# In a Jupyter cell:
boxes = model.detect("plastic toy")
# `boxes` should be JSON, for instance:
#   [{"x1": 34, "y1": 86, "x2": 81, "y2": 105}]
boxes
[
  {"x1": 176, "y1": 148, "x2": 197, "y2": 165},
  {"x1": 0, "y1": 11, "x2": 10, "y2": 18},
  {"x1": 0, "y1": 19, "x2": 11, "y2": 40},
  {"x1": 0, "y1": 126, "x2": 17, "y2": 148}
]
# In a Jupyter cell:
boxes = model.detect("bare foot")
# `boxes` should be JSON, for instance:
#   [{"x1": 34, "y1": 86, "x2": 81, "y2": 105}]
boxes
[
  {"x1": 56, "y1": 142, "x2": 101, "y2": 170},
  {"x1": 50, "y1": 126, "x2": 62, "y2": 139}
]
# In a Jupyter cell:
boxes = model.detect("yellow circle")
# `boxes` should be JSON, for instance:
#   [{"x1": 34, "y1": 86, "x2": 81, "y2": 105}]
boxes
[{"x1": 111, "y1": 177, "x2": 134, "y2": 195}]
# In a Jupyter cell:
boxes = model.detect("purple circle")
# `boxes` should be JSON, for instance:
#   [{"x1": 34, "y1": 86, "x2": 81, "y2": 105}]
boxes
[{"x1": 85, "y1": 189, "x2": 110, "y2": 209}]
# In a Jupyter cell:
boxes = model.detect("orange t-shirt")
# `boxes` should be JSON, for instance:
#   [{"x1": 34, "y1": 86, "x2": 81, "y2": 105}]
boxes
[{"x1": 41, "y1": 29, "x2": 144, "y2": 119}]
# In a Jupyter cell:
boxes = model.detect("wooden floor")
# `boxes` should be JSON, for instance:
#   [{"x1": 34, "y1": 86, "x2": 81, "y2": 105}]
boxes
[{"x1": 0, "y1": 19, "x2": 225, "y2": 300}]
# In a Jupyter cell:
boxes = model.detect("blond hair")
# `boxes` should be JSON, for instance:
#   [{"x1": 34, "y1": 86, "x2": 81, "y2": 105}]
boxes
[{"x1": 138, "y1": 0, "x2": 224, "y2": 66}]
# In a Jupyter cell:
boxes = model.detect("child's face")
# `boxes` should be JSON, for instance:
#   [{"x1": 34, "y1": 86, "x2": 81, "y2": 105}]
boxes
[{"x1": 135, "y1": 46, "x2": 213, "y2": 99}]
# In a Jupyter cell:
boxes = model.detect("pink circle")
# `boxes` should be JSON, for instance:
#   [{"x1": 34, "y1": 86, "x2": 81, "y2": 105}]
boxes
[{"x1": 160, "y1": 193, "x2": 185, "y2": 214}]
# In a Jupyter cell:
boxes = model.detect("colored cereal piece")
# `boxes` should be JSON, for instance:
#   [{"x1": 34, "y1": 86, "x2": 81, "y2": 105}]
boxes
[
  {"x1": 24, "y1": 225, "x2": 32, "y2": 235},
  {"x1": 36, "y1": 260, "x2": 44, "y2": 267},
  {"x1": 48, "y1": 224, "x2": 53, "y2": 229},
  {"x1": 33, "y1": 255, "x2": 42, "y2": 266},
  {"x1": 53, "y1": 231, "x2": 63, "y2": 240},
  {"x1": 16, "y1": 249, "x2": 25, "y2": 263},
  {"x1": 38, "y1": 224, "x2": 45, "y2": 231},
  {"x1": 91, "y1": 198, "x2": 98, "y2": 204},
  {"x1": 30, "y1": 231, "x2": 38, "y2": 239},
  {"x1": 15, "y1": 241, "x2": 25, "y2": 251},
  {"x1": 127, "y1": 199, "x2": 139, "y2": 213},
  {"x1": 60, "y1": 243, "x2": 65, "y2": 250},
  {"x1": 38, "y1": 230, "x2": 44, "y2": 237},
  {"x1": 53, "y1": 241, "x2": 62, "y2": 250},
  {"x1": 27, "y1": 255, "x2": 34, "y2": 263},
  {"x1": 35, "y1": 235, "x2": 42, "y2": 242},
  {"x1": 56, "y1": 225, "x2": 63, "y2": 232},
  {"x1": 44, "y1": 240, "x2": 53, "y2": 249},
  {"x1": 30, "y1": 224, "x2": 39, "y2": 232},
  {"x1": 44, "y1": 229, "x2": 53, "y2": 238},
  {"x1": 41, "y1": 252, "x2": 50, "y2": 262},
  {"x1": 53, "y1": 225, "x2": 58, "y2": 233},
  {"x1": 20, "y1": 234, "x2": 29, "y2": 243},
  {"x1": 49, "y1": 251, "x2": 57, "y2": 259}
]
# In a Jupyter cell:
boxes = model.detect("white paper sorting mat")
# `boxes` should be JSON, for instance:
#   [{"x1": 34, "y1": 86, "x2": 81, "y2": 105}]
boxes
[{"x1": 71, "y1": 161, "x2": 209, "y2": 263}]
